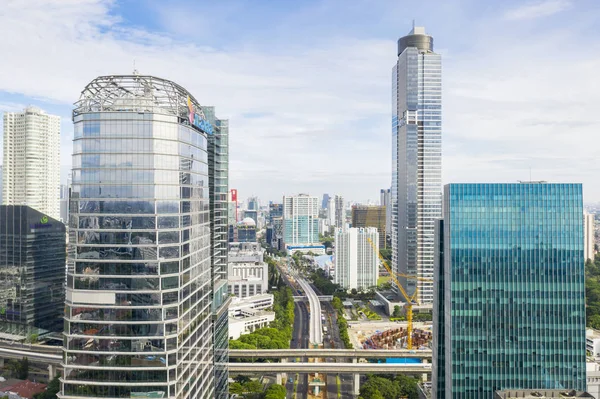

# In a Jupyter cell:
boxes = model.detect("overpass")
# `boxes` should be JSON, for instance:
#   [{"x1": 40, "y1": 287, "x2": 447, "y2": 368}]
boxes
[
  {"x1": 293, "y1": 295, "x2": 333, "y2": 302},
  {"x1": 229, "y1": 348, "x2": 432, "y2": 359},
  {"x1": 297, "y1": 277, "x2": 323, "y2": 345}
]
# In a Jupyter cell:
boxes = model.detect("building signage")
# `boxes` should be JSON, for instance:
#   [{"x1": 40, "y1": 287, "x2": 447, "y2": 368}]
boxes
[
  {"x1": 231, "y1": 189, "x2": 238, "y2": 202},
  {"x1": 30, "y1": 215, "x2": 52, "y2": 229},
  {"x1": 187, "y1": 95, "x2": 213, "y2": 135}
]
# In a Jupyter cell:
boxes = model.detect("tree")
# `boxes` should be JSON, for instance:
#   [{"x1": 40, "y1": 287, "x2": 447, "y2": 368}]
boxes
[
  {"x1": 264, "y1": 384, "x2": 286, "y2": 399},
  {"x1": 34, "y1": 374, "x2": 60, "y2": 399},
  {"x1": 244, "y1": 380, "x2": 263, "y2": 394},
  {"x1": 228, "y1": 382, "x2": 244, "y2": 395},
  {"x1": 8, "y1": 357, "x2": 29, "y2": 380},
  {"x1": 392, "y1": 305, "x2": 402, "y2": 318}
]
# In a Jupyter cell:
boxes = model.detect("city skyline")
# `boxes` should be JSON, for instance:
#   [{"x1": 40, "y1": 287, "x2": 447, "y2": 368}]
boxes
[{"x1": 0, "y1": 1, "x2": 599, "y2": 202}]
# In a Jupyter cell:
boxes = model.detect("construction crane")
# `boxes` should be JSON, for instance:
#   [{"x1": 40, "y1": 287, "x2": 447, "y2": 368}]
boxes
[{"x1": 366, "y1": 237, "x2": 432, "y2": 350}]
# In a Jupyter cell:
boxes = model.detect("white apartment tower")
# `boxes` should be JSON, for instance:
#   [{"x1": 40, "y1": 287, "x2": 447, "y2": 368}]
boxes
[
  {"x1": 283, "y1": 194, "x2": 320, "y2": 248},
  {"x1": 2, "y1": 106, "x2": 60, "y2": 219},
  {"x1": 392, "y1": 26, "x2": 441, "y2": 304},
  {"x1": 334, "y1": 194, "x2": 344, "y2": 228},
  {"x1": 585, "y1": 212, "x2": 595, "y2": 262},
  {"x1": 334, "y1": 227, "x2": 379, "y2": 290}
]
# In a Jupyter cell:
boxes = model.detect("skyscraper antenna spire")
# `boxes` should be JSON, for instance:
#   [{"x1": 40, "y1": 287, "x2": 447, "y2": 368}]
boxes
[{"x1": 412, "y1": 19, "x2": 415, "y2": 30}]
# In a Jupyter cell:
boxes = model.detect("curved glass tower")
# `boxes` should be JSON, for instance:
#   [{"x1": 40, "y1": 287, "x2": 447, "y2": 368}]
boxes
[{"x1": 61, "y1": 75, "x2": 224, "y2": 399}]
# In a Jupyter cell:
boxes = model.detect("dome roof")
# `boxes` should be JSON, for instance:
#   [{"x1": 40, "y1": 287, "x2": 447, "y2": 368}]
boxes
[{"x1": 239, "y1": 217, "x2": 256, "y2": 227}]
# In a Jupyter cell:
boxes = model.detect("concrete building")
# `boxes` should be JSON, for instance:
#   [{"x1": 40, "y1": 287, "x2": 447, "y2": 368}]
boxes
[
  {"x1": 229, "y1": 308, "x2": 275, "y2": 340},
  {"x1": 326, "y1": 196, "x2": 336, "y2": 228},
  {"x1": 334, "y1": 227, "x2": 379, "y2": 291},
  {"x1": 392, "y1": 26, "x2": 441, "y2": 304},
  {"x1": 2, "y1": 107, "x2": 61, "y2": 220},
  {"x1": 351, "y1": 205, "x2": 386, "y2": 248},
  {"x1": 587, "y1": 329, "x2": 600, "y2": 359},
  {"x1": 433, "y1": 183, "x2": 586, "y2": 398},
  {"x1": 229, "y1": 293, "x2": 274, "y2": 313},
  {"x1": 0, "y1": 205, "x2": 65, "y2": 338},
  {"x1": 62, "y1": 75, "x2": 228, "y2": 399},
  {"x1": 228, "y1": 242, "x2": 268, "y2": 298},
  {"x1": 587, "y1": 362, "x2": 600, "y2": 399},
  {"x1": 586, "y1": 212, "x2": 595, "y2": 262},
  {"x1": 334, "y1": 194, "x2": 345, "y2": 228},
  {"x1": 283, "y1": 194, "x2": 320, "y2": 250}
]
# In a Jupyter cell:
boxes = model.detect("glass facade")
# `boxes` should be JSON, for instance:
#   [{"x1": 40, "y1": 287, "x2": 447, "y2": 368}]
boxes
[
  {"x1": 0, "y1": 205, "x2": 66, "y2": 337},
  {"x1": 392, "y1": 27, "x2": 442, "y2": 304},
  {"x1": 61, "y1": 75, "x2": 223, "y2": 399},
  {"x1": 434, "y1": 183, "x2": 586, "y2": 398},
  {"x1": 283, "y1": 195, "x2": 320, "y2": 248}
]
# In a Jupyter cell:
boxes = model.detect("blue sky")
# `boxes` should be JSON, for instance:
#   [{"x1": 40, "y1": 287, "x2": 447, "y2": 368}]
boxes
[{"x1": 1, "y1": 0, "x2": 599, "y2": 203}]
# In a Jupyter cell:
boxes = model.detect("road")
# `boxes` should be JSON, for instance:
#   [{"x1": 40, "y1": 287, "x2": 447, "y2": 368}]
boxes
[{"x1": 286, "y1": 300, "x2": 309, "y2": 399}]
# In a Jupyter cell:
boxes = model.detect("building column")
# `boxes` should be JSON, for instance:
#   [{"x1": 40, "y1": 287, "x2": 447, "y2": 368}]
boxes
[
  {"x1": 48, "y1": 364, "x2": 56, "y2": 379},
  {"x1": 422, "y1": 359, "x2": 428, "y2": 382},
  {"x1": 353, "y1": 373, "x2": 360, "y2": 396},
  {"x1": 276, "y1": 373, "x2": 282, "y2": 385}
]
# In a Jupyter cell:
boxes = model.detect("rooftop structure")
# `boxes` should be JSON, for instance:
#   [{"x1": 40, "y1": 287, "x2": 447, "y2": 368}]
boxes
[{"x1": 494, "y1": 390, "x2": 593, "y2": 399}]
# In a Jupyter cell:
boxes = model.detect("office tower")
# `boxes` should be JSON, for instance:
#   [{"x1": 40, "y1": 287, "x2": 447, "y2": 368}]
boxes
[
  {"x1": 247, "y1": 196, "x2": 259, "y2": 211},
  {"x1": 585, "y1": 212, "x2": 595, "y2": 262},
  {"x1": 0, "y1": 166, "x2": 3, "y2": 204},
  {"x1": 433, "y1": 183, "x2": 586, "y2": 399},
  {"x1": 62, "y1": 75, "x2": 226, "y2": 399},
  {"x1": 228, "y1": 242, "x2": 268, "y2": 298},
  {"x1": 228, "y1": 189, "x2": 238, "y2": 243},
  {"x1": 334, "y1": 227, "x2": 379, "y2": 290},
  {"x1": 237, "y1": 217, "x2": 257, "y2": 242},
  {"x1": 380, "y1": 188, "x2": 392, "y2": 239},
  {"x1": 322, "y1": 193, "x2": 330, "y2": 210},
  {"x1": 272, "y1": 217, "x2": 284, "y2": 250},
  {"x1": 205, "y1": 108, "x2": 230, "y2": 399},
  {"x1": 268, "y1": 203, "x2": 283, "y2": 249},
  {"x1": 243, "y1": 209, "x2": 258, "y2": 225},
  {"x1": 327, "y1": 196, "x2": 336, "y2": 227},
  {"x1": 334, "y1": 194, "x2": 345, "y2": 227},
  {"x1": 0, "y1": 205, "x2": 65, "y2": 337},
  {"x1": 269, "y1": 202, "x2": 283, "y2": 223},
  {"x1": 2, "y1": 106, "x2": 61, "y2": 220},
  {"x1": 392, "y1": 26, "x2": 441, "y2": 304},
  {"x1": 351, "y1": 205, "x2": 386, "y2": 248},
  {"x1": 283, "y1": 194, "x2": 323, "y2": 253}
]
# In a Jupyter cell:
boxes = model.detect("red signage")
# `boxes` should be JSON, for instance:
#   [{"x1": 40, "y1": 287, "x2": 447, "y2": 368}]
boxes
[{"x1": 231, "y1": 189, "x2": 237, "y2": 202}]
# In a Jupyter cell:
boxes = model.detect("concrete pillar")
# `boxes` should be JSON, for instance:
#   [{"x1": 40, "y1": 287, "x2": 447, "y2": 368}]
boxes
[
  {"x1": 276, "y1": 373, "x2": 282, "y2": 385},
  {"x1": 0, "y1": 358, "x2": 4, "y2": 367},
  {"x1": 353, "y1": 373, "x2": 360, "y2": 396},
  {"x1": 422, "y1": 359, "x2": 428, "y2": 382},
  {"x1": 48, "y1": 364, "x2": 56, "y2": 379}
]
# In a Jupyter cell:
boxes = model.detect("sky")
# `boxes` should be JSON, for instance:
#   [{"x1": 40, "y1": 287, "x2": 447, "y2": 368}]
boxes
[{"x1": 1, "y1": 0, "x2": 599, "y2": 204}]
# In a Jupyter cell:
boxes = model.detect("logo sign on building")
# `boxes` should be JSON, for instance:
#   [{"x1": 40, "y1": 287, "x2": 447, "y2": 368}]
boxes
[
  {"x1": 186, "y1": 95, "x2": 214, "y2": 135},
  {"x1": 30, "y1": 215, "x2": 52, "y2": 230},
  {"x1": 231, "y1": 189, "x2": 238, "y2": 202}
]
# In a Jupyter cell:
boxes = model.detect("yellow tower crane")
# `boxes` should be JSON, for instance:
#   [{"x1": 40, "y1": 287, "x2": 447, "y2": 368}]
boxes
[{"x1": 366, "y1": 237, "x2": 432, "y2": 350}]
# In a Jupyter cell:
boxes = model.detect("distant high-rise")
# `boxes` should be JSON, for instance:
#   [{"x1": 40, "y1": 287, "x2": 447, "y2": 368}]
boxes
[
  {"x1": 322, "y1": 193, "x2": 330, "y2": 210},
  {"x1": 0, "y1": 166, "x2": 3, "y2": 204},
  {"x1": 392, "y1": 26, "x2": 441, "y2": 304},
  {"x1": 585, "y1": 211, "x2": 595, "y2": 262},
  {"x1": 334, "y1": 227, "x2": 379, "y2": 290},
  {"x1": 351, "y1": 205, "x2": 386, "y2": 248},
  {"x1": 380, "y1": 188, "x2": 391, "y2": 239},
  {"x1": 433, "y1": 183, "x2": 586, "y2": 398},
  {"x1": 0, "y1": 205, "x2": 65, "y2": 336},
  {"x1": 283, "y1": 194, "x2": 323, "y2": 253},
  {"x1": 62, "y1": 75, "x2": 228, "y2": 399},
  {"x1": 3, "y1": 106, "x2": 61, "y2": 220},
  {"x1": 334, "y1": 195, "x2": 344, "y2": 228},
  {"x1": 327, "y1": 196, "x2": 336, "y2": 227}
]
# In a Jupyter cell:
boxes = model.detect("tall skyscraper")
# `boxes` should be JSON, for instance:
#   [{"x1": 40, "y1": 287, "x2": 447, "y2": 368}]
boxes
[
  {"x1": 0, "y1": 205, "x2": 66, "y2": 337},
  {"x1": 327, "y1": 196, "x2": 336, "y2": 227},
  {"x1": 322, "y1": 193, "x2": 330, "y2": 210},
  {"x1": 585, "y1": 211, "x2": 595, "y2": 262},
  {"x1": 334, "y1": 227, "x2": 379, "y2": 290},
  {"x1": 62, "y1": 75, "x2": 227, "y2": 399},
  {"x1": 205, "y1": 108, "x2": 230, "y2": 399},
  {"x1": 392, "y1": 26, "x2": 441, "y2": 304},
  {"x1": 351, "y1": 205, "x2": 386, "y2": 248},
  {"x1": 283, "y1": 194, "x2": 323, "y2": 253},
  {"x1": 2, "y1": 106, "x2": 61, "y2": 220},
  {"x1": 433, "y1": 183, "x2": 586, "y2": 398},
  {"x1": 334, "y1": 194, "x2": 345, "y2": 228}
]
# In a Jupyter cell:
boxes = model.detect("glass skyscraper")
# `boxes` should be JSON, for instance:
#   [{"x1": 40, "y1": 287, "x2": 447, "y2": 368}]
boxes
[
  {"x1": 0, "y1": 205, "x2": 66, "y2": 337},
  {"x1": 61, "y1": 75, "x2": 228, "y2": 399},
  {"x1": 392, "y1": 26, "x2": 442, "y2": 304},
  {"x1": 433, "y1": 183, "x2": 586, "y2": 398}
]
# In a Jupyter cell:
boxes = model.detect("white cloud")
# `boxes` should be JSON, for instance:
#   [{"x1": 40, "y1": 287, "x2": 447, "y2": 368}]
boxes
[{"x1": 504, "y1": 0, "x2": 572, "y2": 20}]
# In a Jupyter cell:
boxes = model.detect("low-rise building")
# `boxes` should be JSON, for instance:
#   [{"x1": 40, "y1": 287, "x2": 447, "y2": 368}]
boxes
[
  {"x1": 228, "y1": 295, "x2": 275, "y2": 340},
  {"x1": 228, "y1": 242, "x2": 268, "y2": 298},
  {"x1": 588, "y1": 329, "x2": 600, "y2": 359},
  {"x1": 587, "y1": 361, "x2": 600, "y2": 399}
]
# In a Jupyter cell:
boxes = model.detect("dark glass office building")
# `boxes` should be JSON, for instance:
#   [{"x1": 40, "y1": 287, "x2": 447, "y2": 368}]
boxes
[
  {"x1": 61, "y1": 75, "x2": 228, "y2": 399},
  {"x1": 0, "y1": 206, "x2": 65, "y2": 338},
  {"x1": 433, "y1": 183, "x2": 586, "y2": 398}
]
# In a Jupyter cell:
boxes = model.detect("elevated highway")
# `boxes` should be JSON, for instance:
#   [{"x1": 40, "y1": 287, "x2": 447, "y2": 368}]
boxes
[
  {"x1": 229, "y1": 348, "x2": 432, "y2": 359},
  {"x1": 229, "y1": 362, "x2": 431, "y2": 374},
  {"x1": 297, "y1": 277, "x2": 322, "y2": 345}
]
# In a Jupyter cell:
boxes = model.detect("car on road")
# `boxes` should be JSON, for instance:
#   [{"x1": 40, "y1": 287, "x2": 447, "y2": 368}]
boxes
[{"x1": 288, "y1": 377, "x2": 294, "y2": 383}]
